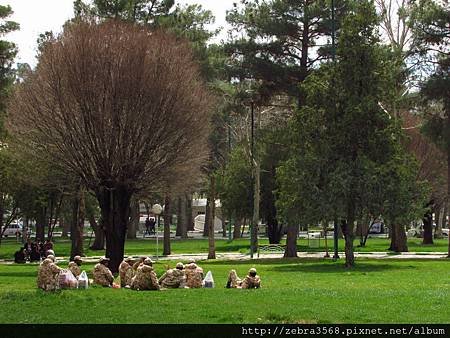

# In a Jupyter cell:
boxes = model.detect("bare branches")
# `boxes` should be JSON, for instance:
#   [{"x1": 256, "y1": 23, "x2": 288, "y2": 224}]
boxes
[
  {"x1": 376, "y1": 0, "x2": 413, "y2": 52},
  {"x1": 8, "y1": 20, "x2": 212, "y2": 196}
]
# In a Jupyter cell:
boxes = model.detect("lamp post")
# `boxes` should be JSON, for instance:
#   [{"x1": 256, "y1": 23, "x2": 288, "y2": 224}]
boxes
[{"x1": 152, "y1": 203, "x2": 163, "y2": 261}]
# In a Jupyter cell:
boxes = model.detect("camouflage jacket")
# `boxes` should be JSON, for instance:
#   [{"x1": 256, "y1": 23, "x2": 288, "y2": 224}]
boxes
[
  {"x1": 68, "y1": 262, "x2": 81, "y2": 278},
  {"x1": 227, "y1": 271, "x2": 242, "y2": 288},
  {"x1": 241, "y1": 275, "x2": 261, "y2": 289},
  {"x1": 185, "y1": 263, "x2": 203, "y2": 288},
  {"x1": 131, "y1": 265, "x2": 159, "y2": 290},
  {"x1": 119, "y1": 261, "x2": 134, "y2": 287},
  {"x1": 37, "y1": 258, "x2": 62, "y2": 291},
  {"x1": 93, "y1": 263, "x2": 114, "y2": 287},
  {"x1": 158, "y1": 268, "x2": 186, "y2": 288},
  {"x1": 132, "y1": 260, "x2": 143, "y2": 271}
]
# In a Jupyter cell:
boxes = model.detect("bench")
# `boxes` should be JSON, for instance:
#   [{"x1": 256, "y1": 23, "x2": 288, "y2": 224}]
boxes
[{"x1": 257, "y1": 244, "x2": 286, "y2": 257}]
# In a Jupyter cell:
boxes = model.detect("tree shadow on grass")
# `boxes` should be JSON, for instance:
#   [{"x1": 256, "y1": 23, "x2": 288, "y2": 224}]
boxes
[
  {"x1": 269, "y1": 262, "x2": 417, "y2": 273},
  {"x1": 0, "y1": 271, "x2": 37, "y2": 278},
  {"x1": 204, "y1": 257, "x2": 336, "y2": 266}
]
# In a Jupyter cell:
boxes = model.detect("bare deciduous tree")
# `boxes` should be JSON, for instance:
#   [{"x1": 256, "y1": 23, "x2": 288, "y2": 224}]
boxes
[
  {"x1": 376, "y1": 0, "x2": 413, "y2": 52},
  {"x1": 8, "y1": 20, "x2": 212, "y2": 272}
]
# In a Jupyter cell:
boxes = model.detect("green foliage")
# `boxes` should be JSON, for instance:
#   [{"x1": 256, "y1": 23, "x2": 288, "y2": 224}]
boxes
[
  {"x1": 216, "y1": 146, "x2": 253, "y2": 219},
  {"x1": 277, "y1": 1, "x2": 426, "y2": 230},
  {"x1": 0, "y1": 4, "x2": 18, "y2": 140},
  {"x1": 410, "y1": 0, "x2": 450, "y2": 151},
  {"x1": 421, "y1": 66, "x2": 450, "y2": 149},
  {"x1": 410, "y1": 0, "x2": 449, "y2": 51},
  {"x1": 74, "y1": 0, "x2": 173, "y2": 24},
  {"x1": 226, "y1": 0, "x2": 349, "y2": 101}
]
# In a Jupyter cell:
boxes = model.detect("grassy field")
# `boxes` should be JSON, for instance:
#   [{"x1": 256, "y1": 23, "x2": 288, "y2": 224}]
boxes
[
  {"x1": 0, "y1": 237, "x2": 448, "y2": 260},
  {"x1": 0, "y1": 259, "x2": 448, "y2": 323}
]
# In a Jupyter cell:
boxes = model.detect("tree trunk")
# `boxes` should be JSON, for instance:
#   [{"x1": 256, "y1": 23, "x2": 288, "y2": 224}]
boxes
[
  {"x1": 251, "y1": 149, "x2": 260, "y2": 255},
  {"x1": 447, "y1": 148, "x2": 450, "y2": 258},
  {"x1": 203, "y1": 196, "x2": 210, "y2": 237},
  {"x1": 35, "y1": 208, "x2": 46, "y2": 242},
  {"x1": 342, "y1": 204, "x2": 356, "y2": 268},
  {"x1": 70, "y1": 188, "x2": 84, "y2": 260},
  {"x1": 96, "y1": 186, "x2": 132, "y2": 274},
  {"x1": 22, "y1": 217, "x2": 29, "y2": 244},
  {"x1": 241, "y1": 218, "x2": 246, "y2": 237},
  {"x1": 0, "y1": 197, "x2": 4, "y2": 246},
  {"x1": 435, "y1": 206, "x2": 444, "y2": 239},
  {"x1": 176, "y1": 197, "x2": 182, "y2": 237},
  {"x1": 89, "y1": 213, "x2": 104, "y2": 250},
  {"x1": 361, "y1": 219, "x2": 375, "y2": 247},
  {"x1": 163, "y1": 196, "x2": 171, "y2": 256},
  {"x1": 356, "y1": 217, "x2": 370, "y2": 247},
  {"x1": 180, "y1": 195, "x2": 188, "y2": 239},
  {"x1": 388, "y1": 224, "x2": 395, "y2": 250},
  {"x1": 185, "y1": 193, "x2": 194, "y2": 231},
  {"x1": 61, "y1": 218, "x2": 70, "y2": 238},
  {"x1": 284, "y1": 224, "x2": 298, "y2": 257},
  {"x1": 127, "y1": 198, "x2": 139, "y2": 239},
  {"x1": 390, "y1": 223, "x2": 408, "y2": 252},
  {"x1": 176, "y1": 196, "x2": 188, "y2": 238},
  {"x1": 422, "y1": 206, "x2": 434, "y2": 245},
  {"x1": 267, "y1": 214, "x2": 282, "y2": 244},
  {"x1": 207, "y1": 175, "x2": 216, "y2": 259},
  {"x1": 233, "y1": 218, "x2": 242, "y2": 239},
  {"x1": 222, "y1": 217, "x2": 227, "y2": 238}
]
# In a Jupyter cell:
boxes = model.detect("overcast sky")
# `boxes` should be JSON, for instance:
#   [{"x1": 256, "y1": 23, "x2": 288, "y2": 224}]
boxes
[{"x1": 3, "y1": 0, "x2": 235, "y2": 67}]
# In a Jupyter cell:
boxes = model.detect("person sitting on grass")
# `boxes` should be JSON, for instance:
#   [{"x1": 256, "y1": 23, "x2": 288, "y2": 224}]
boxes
[
  {"x1": 226, "y1": 269, "x2": 242, "y2": 288},
  {"x1": 37, "y1": 255, "x2": 62, "y2": 291},
  {"x1": 43, "y1": 240, "x2": 53, "y2": 253},
  {"x1": 159, "y1": 262, "x2": 186, "y2": 289},
  {"x1": 131, "y1": 258, "x2": 160, "y2": 291},
  {"x1": 14, "y1": 247, "x2": 27, "y2": 264},
  {"x1": 68, "y1": 255, "x2": 83, "y2": 278},
  {"x1": 241, "y1": 268, "x2": 261, "y2": 289},
  {"x1": 29, "y1": 243, "x2": 41, "y2": 262},
  {"x1": 185, "y1": 259, "x2": 204, "y2": 288},
  {"x1": 45, "y1": 249, "x2": 55, "y2": 259},
  {"x1": 93, "y1": 257, "x2": 114, "y2": 287},
  {"x1": 132, "y1": 256, "x2": 146, "y2": 271},
  {"x1": 119, "y1": 257, "x2": 135, "y2": 287}
]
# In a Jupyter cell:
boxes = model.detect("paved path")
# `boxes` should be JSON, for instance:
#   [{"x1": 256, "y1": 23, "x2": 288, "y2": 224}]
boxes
[{"x1": 0, "y1": 251, "x2": 447, "y2": 264}]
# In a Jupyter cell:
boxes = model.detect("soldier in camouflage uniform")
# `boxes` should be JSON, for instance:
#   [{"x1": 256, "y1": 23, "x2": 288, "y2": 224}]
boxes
[
  {"x1": 130, "y1": 258, "x2": 160, "y2": 291},
  {"x1": 68, "y1": 255, "x2": 82, "y2": 278},
  {"x1": 226, "y1": 269, "x2": 242, "y2": 288},
  {"x1": 158, "y1": 262, "x2": 186, "y2": 289},
  {"x1": 93, "y1": 257, "x2": 114, "y2": 287},
  {"x1": 119, "y1": 257, "x2": 135, "y2": 287},
  {"x1": 185, "y1": 260, "x2": 203, "y2": 288},
  {"x1": 241, "y1": 268, "x2": 261, "y2": 289},
  {"x1": 132, "y1": 256, "x2": 145, "y2": 271},
  {"x1": 37, "y1": 255, "x2": 62, "y2": 291}
]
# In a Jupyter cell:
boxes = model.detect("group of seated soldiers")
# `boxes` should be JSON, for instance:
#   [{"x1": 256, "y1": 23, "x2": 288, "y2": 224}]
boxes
[{"x1": 37, "y1": 253, "x2": 261, "y2": 291}]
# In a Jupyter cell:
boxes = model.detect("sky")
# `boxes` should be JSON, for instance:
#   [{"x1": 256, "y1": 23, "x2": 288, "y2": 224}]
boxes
[{"x1": 2, "y1": 0, "x2": 236, "y2": 67}]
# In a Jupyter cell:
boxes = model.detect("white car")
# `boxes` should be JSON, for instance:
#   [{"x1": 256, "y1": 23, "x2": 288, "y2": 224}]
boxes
[
  {"x1": 1, "y1": 222, "x2": 23, "y2": 237},
  {"x1": 443, "y1": 228, "x2": 449, "y2": 237}
]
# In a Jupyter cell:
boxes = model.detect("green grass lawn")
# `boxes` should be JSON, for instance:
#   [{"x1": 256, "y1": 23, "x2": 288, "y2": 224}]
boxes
[
  {"x1": 0, "y1": 259, "x2": 448, "y2": 323},
  {"x1": 0, "y1": 236, "x2": 448, "y2": 260}
]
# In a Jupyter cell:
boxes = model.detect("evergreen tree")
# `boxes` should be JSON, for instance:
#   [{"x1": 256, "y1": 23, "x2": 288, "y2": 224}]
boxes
[
  {"x1": 410, "y1": 0, "x2": 450, "y2": 256},
  {"x1": 0, "y1": 4, "x2": 19, "y2": 139},
  {"x1": 277, "y1": 0, "x2": 426, "y2": 266}
]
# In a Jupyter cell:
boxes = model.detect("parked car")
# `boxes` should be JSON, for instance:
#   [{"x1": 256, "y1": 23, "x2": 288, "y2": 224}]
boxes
[
  {"x1": 1, "y1": 222, "x2": 23, "y2": 237},
  {"x1": 443, "y1": 228, "x2": 449, "y2": 237}
]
